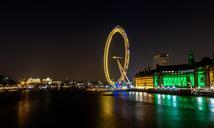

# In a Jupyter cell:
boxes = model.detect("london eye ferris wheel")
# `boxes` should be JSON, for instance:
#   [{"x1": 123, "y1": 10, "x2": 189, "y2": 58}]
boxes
[{"x1": 103, "y1": 25, "x2": 132, "y2": 88}]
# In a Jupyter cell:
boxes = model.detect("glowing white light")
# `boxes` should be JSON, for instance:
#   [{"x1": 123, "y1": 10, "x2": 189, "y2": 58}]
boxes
[
  {"x1": 210, "y1": 98, "x2": 214, "y2": 104},
  {"x1": 172, "y1": 96, "x2": 176, "y2": 101},
  {"x1": 162, "y1": 95, "x2": 165, "y2": 98},
  {"x1": 158, "y1": 94, "x2": 161, "y2": 99},
  {"x1": 197, "y1": 97, "x2": 203, "y2": 103}
]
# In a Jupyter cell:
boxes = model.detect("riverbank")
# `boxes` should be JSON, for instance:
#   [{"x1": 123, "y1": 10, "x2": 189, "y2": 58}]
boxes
[
  {"x1": 132, "y1": 88, "x2": 214, "y2": 97},
  {"x1": 1, "y1": 87, "x2": 214, "y2": 97},
  {"x1": 86, "y1": 87, "x2": 214, "y2": 97}
]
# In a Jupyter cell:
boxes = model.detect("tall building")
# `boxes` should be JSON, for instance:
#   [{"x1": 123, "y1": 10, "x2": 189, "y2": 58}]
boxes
[
  {"x1": 188, "y1": 50, "x2": 195, "y2": 65},
  {"x1": 152, "y1": 53, "x2": 169, "y2": 69}
]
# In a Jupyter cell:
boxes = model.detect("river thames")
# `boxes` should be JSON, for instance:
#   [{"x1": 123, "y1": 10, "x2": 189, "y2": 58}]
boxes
[{"x1": 0, "y1": 89, "x2": 214, "y2": 128}]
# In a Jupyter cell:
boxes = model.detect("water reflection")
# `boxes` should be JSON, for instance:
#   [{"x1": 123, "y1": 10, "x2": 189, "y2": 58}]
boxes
[
  {"x1": 126, "y1": 91, "x2": 214, "y2": 112},
  {"x1": 100, "y1": 96, "x2": 114, "y2": 117},
  {"x1": 97, "y1": 96, "x2": 118, "y2": 128},
  {"x1": 1, "y1": 90, "x2": 214, "y2": 128},
  {"x1": 128, "y1": 91, "x2": 154, "y2": 103},
  {"x1": 17, "y1": 91, "x2": 30, "y2": 127},
  {"x1": 114, "y1": 91, "x2": 214, "y2": 127}
]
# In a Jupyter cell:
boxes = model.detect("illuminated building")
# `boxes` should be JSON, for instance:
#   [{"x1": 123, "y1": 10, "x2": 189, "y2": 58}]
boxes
[
  {"x1": 52, "y1": 81, "x2": 62, "y2": 86},
  {"x1": 210, "y1": 67, "x2": 214, "y2": 87},
  {"x1": 134, "y1": 68, "x2": 155, "y2": 89},
  {"x1": 135, "y1": 51, "x2": 214, "y2": 88},
  {"x1": 152, "y1": 53, "x2": 169, "y2": 69},
  {"x1": 42, "y1": 77, "x2": 53, "y2": 85},
  {"x1": 134, "y1": 76, "x2": 154, "y2": 89},
  {"x1": 154, "y1": 56, "x2": 213, "y2": 88},
  {"x1": 27, "y1": 78, "x2": 41, "y2": 84}
]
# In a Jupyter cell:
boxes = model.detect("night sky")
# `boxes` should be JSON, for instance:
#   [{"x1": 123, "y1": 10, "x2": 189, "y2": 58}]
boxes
[{"x1": 0, "y1": 0, "x2": 214, "y2": 81}]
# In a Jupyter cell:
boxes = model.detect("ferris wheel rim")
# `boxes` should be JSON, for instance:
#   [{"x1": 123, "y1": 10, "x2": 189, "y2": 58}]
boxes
[{"x1": 104, "y1": 26, "x2": 130, "y2": 85}]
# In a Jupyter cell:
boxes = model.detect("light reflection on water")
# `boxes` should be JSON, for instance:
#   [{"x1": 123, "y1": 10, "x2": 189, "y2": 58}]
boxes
[
  {"x1": 97, "y1": 96, "x2": 119, "y2": 128},
  {"x1": 120, "y1": 91, "x2": 214, "y2": 112},
  {"x1": 111, "y1": 91, "x2": 214, "y2": 127},
  {"x1": 17, "y1": 91, "x2": 30, "y2": 127},
  {"x1": 1, "y1": 90, "x2": 214, "y2": 128}
]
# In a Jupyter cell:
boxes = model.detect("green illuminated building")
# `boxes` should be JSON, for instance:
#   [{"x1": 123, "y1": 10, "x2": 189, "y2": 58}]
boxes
[
  {"x1": 136, "y1": 51, "x2": 214, "y2": 88},
  {"x1": 154, "y1": 56, "x2": 213, "y2": 88}
]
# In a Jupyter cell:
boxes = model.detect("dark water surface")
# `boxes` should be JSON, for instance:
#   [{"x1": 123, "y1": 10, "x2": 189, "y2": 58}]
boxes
[{"x1": 0, "y1": 89, "x2": 214, "y2": 128}]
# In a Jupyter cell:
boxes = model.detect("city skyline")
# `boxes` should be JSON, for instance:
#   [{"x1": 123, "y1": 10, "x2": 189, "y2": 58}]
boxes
[{"x1": 0, "y1": 0, "x2": 214, "y2": 81}]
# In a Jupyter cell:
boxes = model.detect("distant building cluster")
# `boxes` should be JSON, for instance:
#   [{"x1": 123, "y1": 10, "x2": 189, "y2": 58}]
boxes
[
  {"x1": 20, "y1": 77, "x2": 106, "y2": 89},
  {"x1": 135, "y1": 51, "x2": 214, "y2": 89},
  {"x1": 23, "y1": 77, "x2": 56, "y2": 85}
]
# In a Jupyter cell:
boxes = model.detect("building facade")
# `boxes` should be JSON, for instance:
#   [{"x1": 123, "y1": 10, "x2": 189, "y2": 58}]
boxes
[
  {"x1": 27, "y1": 78, "x2": 41, "y2": 84},
  {"x1": 134, "y1": 69, "x2": 155, "y2": 89},
  {"x1": 154, "y1": 57, "x2": 213, "y2": 88},
  {"x1": 42, "y1": 77, "x2": 53, "y2": 85},
  {"x1": 135, "y1": 52, "x2": 214, "y2": 89},
  {"x1": 209, "y1": 66, "x2": 214, "y2": 87}
]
